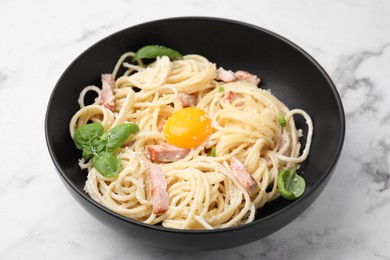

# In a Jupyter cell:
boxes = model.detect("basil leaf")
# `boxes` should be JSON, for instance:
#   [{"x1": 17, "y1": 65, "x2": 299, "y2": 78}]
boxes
[
  {"x1": 101, "y1": 123, "x2": 140, "y2": 152},
  {"x1": 74, "y1": 123, "x2": 104, "y2": 150},
  {"x1": 133, "y1": 45, "x2": 182, "y2": 62},
  {"x1": 83, "y1": 138, "x2": 107, "y2": 159},
  {"x1": 82, "y1": 146, "x2": 93, "y2": 159},
  {"x1": 92, "y1": 138, "x2": 107, "y2": 153},
  {"x1": 277, "y1": 168, "x2": 306, "y2": 200},
  {"x1": 73, "y1": 122, "x2": 140, "y2": 178},
  {"x1": 92, "y1": 152, "x2": 121, "y2": 177}
]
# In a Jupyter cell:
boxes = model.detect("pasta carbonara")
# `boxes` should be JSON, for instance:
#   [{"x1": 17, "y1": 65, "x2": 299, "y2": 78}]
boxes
[{"x1": 69, "y1": 48, "x2": 313, "y2": 230}]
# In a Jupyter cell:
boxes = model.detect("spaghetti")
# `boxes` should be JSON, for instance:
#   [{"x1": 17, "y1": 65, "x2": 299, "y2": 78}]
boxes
[{"x1": 69, "y1": 51, "x2": 313, "y2": 229}]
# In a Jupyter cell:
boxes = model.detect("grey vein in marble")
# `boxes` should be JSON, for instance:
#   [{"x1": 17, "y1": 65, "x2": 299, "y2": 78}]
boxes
[
  {"x1": 362, "y1": 139, "x2": 390, "y2": 192},
  {"x1": 334, "y1": 43, "x2": 390, "y2": 118},
  {"x1": 332, "y1": 43, "x2": 390, "y2": 198}
]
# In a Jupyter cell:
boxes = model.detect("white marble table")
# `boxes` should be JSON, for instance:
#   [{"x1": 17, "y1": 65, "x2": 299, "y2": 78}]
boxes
[{"x1": 1, "y1": 0, "x2": 389, "y2": 259}]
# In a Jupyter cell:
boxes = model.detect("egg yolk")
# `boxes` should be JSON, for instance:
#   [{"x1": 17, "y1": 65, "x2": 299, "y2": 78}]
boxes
[{"x1": 164, "y1": 107, "x2": 213, "y2": 148}]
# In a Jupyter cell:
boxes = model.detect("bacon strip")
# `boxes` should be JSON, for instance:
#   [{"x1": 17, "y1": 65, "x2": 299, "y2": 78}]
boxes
[
  {"x1": 225, "y1": 91, "x2": 238, "y2": 103},
  {"x1": 216, "y1": 67, "x2": 237, "y2": 82},
  {"x1": 147, "y1": 143, "x2": 190, "y2": 162},
  {"x1": 216, "y1": 67, "x2": 260, "y2": 86},
  {"x1": 149, "y1": 166, "x2": 169, "y2": 214},
  {"x1": 230, "y1": 158, "x2": 258, "y2": 195},
  {"x1": 179, "y1": 93, "x2": 197, "y2": 107},
  {"x1": 100, "y1": 73, "x2": 115, "y2": 111},
  {"x1": 225, "y1": 91, "x2": 244, "y2": 106},
  {"x1": 234, "y1": 70, "x2": 260, "y2": 85}
]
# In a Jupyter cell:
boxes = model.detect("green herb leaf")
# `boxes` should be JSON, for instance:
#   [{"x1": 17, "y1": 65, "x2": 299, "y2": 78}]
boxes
[
  {"x1": 218, "y1": 86, "x2": 225, "y2": 92},
  {"x1": 277, "y1": 168, "x2": 306, "y2": 200},
  {"x1": 73, "y1": 122, "x2": 140, "y2": 178},
  {"x1": 82, "y1": 146, "x2": 94, "y2": 159},
  {"x1": 101, "y1": 123, "x2": 140, "y2": 152},
  {"x1": 92, "y1": 152, "x2": 121, "y2": 177},
  {"x1": 210, "y1": 147, "x2": 216, "y2": 157},
  {"x1": 279, "y1": 115, "x2": 286, "y2": 127},
  {"x1": 82, "y1": 137, "x2": 108, "y2": 159},
  {"x1": 74, "y1": 123, "x2": 104, "y2": 150},
  {"x1": 133, "y1": 45, "x2": 182, "y2": 62}
]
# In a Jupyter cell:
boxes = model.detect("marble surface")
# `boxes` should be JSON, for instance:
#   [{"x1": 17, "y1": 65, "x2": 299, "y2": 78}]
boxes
[{"x1": 1, "y1": 0, "x2": 390, "y2": 259}]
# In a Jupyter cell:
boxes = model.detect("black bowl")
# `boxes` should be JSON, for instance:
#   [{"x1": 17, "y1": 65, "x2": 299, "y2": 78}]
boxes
[{"x1": 45, "y1": 17, "x2": 345, "y2": 251}]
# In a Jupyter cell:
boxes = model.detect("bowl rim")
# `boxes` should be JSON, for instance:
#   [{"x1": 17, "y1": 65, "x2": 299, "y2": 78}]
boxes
[{"x1": 45, "y1": 16, "x2": 345, "y2": 235}]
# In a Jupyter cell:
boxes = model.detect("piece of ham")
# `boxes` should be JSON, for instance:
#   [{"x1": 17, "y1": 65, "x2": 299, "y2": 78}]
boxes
[
  {"x1": 234, "y1": 70, "x2": 261, "y2": 86},
  {"x1": 216, "y1": 67, "x2": 260, "y2": 86},
  {"x1": 225, "y1": 91, "x2": 238, "y2": 103},
  {"x1": 230, "y1": 158, "x2": 258, "y2": 195},
  {"x1": 100, "y1": 73, "x2": 115, "y2": 111},
  {"x1": 225, "y1": 91, "x2": 244, "y2": 106},
  {"x1": 179, "y1": 93, "x2": 197, "y2": 107},
  {"x1": 149, "y1": 166, "x2": 169, "y2": 214},
  {"x1": 147, "y1": 143, "x2": 190, "y2": 162},
  {"x1": 216, "y1": 67, "x2": 237, "y2": 82}
]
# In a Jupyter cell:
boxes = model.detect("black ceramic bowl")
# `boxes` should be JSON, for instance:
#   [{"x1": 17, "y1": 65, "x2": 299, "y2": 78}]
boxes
[{"x1": 45, "y1": 17, "x2": 345, "y2": 251}]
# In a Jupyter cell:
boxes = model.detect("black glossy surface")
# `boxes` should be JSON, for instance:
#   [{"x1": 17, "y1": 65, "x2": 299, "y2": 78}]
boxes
[{"x1": 45, "y1": 17, "x2": 345, "y2": 251}]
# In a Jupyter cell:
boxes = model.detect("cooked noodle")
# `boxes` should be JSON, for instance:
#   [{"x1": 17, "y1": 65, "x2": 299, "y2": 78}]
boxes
[{"x1": 69, "y1": 52, "x2": 313, "y2": 229}]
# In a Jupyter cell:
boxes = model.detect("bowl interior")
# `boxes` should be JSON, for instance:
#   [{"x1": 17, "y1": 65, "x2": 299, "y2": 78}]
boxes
[{"x1": 46, "y1": 17, "x2": 344, "y2": 235}]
